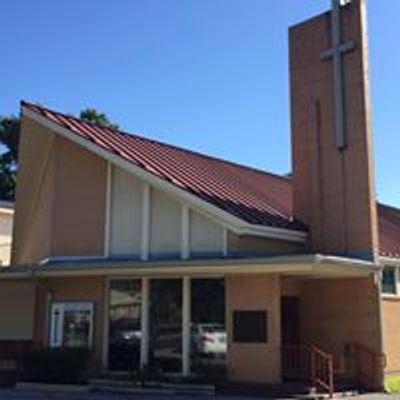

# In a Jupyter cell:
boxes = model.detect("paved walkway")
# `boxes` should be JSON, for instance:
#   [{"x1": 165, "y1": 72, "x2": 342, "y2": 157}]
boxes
[{"x1": 0, "y1": 389, "x2": 399, "y2": 400}]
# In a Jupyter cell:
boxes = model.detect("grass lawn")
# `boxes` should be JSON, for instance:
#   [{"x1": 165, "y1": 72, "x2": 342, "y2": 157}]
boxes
[{"x1": 385, "y1": 374, "x2": 400, "y2": 393}]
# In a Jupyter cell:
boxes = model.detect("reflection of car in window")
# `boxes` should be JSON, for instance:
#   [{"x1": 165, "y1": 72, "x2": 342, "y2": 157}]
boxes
[
  {"x1": 109, "y1": 318, "x2": 141, "y2": 371},
  {"x1": 191, "y1": 323, "x2": 227, "y2": 358},
  {"x1": 110, "y1": 318, "x2": 141, "y2": 343},
  {"x1": 153, "y1": 323, "x2": 182, "y2": 360}
]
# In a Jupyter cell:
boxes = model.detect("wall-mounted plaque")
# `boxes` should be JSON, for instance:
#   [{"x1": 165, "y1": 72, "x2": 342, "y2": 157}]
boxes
[{"x1": 233, "y1": 310, "x2": 267, "y2": 343}]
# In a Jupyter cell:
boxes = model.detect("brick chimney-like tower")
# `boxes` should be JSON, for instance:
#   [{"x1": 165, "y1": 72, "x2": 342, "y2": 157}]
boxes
[{"x1": 289, "y1": 0, "x2": 378, "y2": 260}]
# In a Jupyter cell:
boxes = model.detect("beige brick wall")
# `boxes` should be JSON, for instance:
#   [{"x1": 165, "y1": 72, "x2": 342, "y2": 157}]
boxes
[
  {"x1": 0, "y1": 280, "x2": 35, "y2": 340},
  {"x1": 300, "y1": 275, "x2": 382, "y2": 386},
  {"x1": 12, "y1": 117, "x2": 107, "y2": 264},
  {"x1": 226, "y1": 274, "x2": 281, "y2": 383},
  {"x1": 12, "y1": 117, "x2": 56, "y2": 264},
  {"x1": 382, "y1": 297, "x2": 400, "y2": 373},
  {"x1": 34, "y1": 277, "x2": 106, "y2": 372},
  {"x1": 50, "y1": 136, "x2": 107, "y2": 257},
  {"x1": 227, "y1": 232, "x2": 306, "y2": 256},
  {"x1": 289, "y1": 1, "x2": 378, "y2": 258},
  {"x1": 301, "y1": 276, "x2": 381, "y2": 353}
]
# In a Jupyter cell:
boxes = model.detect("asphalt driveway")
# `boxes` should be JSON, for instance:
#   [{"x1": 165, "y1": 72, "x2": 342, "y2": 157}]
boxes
[{"x1": 0, "y1": 389, "x2": 399, "y2": 400}]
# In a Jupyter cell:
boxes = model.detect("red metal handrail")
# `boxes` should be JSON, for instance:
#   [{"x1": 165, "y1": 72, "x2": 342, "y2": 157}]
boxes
[
  {"x1": 282, "y1": 344, "x2": 334, "y2": 397},
  {"x1": 309, "y1": 344, "x2": 334, "y2": 398},
  {"x1": 346, "y1": 342, "x2": 386, "y2": 390},
  {"x1": 283, "y1": 342, "x2": 386, "y2": 396}
]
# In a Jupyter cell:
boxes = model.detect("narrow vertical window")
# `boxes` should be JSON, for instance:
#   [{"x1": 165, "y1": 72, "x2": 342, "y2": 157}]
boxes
[{"x1": 382, "y1": 267, "x2": 397, "y2": 295}]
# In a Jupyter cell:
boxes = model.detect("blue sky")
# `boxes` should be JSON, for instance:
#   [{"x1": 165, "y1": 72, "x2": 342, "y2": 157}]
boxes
[{"x1": 1, "y1": 1, "x2": 399, "y2": 207}]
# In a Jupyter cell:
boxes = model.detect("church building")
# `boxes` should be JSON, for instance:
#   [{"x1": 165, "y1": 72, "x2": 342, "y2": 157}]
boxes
[{"x1": 1, "y1": 0, "x2": 399, "y2": 394}]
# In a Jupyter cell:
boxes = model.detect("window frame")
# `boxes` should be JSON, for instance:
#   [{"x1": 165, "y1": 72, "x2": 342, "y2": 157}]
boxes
[
  {"x1": 381, "y1": 265, "x2": 400, "y2": 297},
  {"x1": 49, "y1": 301, "x2": 95, "y2": 350}
]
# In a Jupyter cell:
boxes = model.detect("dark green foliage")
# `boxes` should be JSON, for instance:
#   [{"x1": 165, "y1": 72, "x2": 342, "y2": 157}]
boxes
[
  {"x1": 0, "y1": 116, "x2": 20, "y2": 201},
  {"x1": 22, "y1": 348, "x2": 90, "y2": 384},
  {"x1": 0, "y1": 106, "x2": 119, "y2": 201},
  {"x1": 80, "y1": 108, "x2": 119, "y2": 129}
]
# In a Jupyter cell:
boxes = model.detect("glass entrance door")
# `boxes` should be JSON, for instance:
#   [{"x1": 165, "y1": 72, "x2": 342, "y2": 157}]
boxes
[
  {"x1": 108, "y1": 279, "x2": 142, "y2": 371},
  {"x1": 191, "y1": 278, "x2": 226, "y2": 374},
  {"x1": 107, "y1": 277, "x2": 225, "y2": 375},
  {"x1": 149, "y1": 279, "x2": 182, "y2": 374}
]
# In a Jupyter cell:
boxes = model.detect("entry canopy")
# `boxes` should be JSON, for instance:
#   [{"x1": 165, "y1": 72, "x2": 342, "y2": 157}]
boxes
[{"x1": 0, "y1": 254, "x2": 380, "y2": 280}]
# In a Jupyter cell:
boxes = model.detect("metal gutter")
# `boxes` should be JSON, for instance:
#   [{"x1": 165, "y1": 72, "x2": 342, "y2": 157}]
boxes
[{"x1": 0, "y1": 254, "x2": 378, "y2": 279}]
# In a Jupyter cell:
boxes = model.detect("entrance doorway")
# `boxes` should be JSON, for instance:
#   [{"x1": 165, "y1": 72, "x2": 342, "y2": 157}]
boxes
[
  {"x1": 281, "y1": 296, "x2": 300, "y2": 346},
  {"x1": 149, "y1": 279, "x2": 183, "y2": 374},
  {"x1": 107, "y1": 277, "x2": 225, "y2": 375},
  {"x1": 281, "y1": 296, "x2": 301, "y2": 380},
  {"x1": 108, "y1": 279, "x2": 142, "y2": 371}
]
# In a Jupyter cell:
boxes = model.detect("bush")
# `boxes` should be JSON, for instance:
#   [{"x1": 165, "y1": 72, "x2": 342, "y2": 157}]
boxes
[
  {"x1": 22, "y1": 348, "x2": 90, "y2": 384},
  {"x1": 385, "y1": 374, "x2": 400, "y2": 394}
]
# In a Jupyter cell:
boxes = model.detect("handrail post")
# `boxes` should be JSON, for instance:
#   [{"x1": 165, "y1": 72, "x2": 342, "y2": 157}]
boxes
[
  {"x1": 346, "y1": 342, "x2": 386, "y2": 391},
  {"x1": 310, "y1": 347, "x2": 316, "y2": 386},
  {"x1": 328, "y1": 355, "x2": 334, "y2": 398}
]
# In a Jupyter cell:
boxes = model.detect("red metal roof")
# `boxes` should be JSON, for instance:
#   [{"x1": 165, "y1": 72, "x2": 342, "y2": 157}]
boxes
[
  {"x1": 378, "y1": 204, "x2": 400, "y2": 259},
  {"x1": 22, "y1": 101, "x2": 400, "y2": 257}
]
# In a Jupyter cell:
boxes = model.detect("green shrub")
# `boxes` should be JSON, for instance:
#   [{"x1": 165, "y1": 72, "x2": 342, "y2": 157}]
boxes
[
  {"x1": 385, "y1": 374, "x2": 400, "y2": 394},
  {"x1": 22, "y1": 348, "x2": 90, "y2": 384}
]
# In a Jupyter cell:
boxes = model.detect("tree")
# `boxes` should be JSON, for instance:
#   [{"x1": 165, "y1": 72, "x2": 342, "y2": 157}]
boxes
[
  {"x1": 0, "y1": 116, "x2": 20, "y2": 201},
  {"x1": 0, "y1": 107, "x2": 119, "y2": 201},
  {"x1": 79, "y1": 108, "x2": 119, "y2": 129}
]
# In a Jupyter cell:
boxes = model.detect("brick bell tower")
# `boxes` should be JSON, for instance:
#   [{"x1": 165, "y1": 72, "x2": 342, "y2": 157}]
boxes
[{"x1": 289, "y1": 0, "x2": 378, "y2": 260}]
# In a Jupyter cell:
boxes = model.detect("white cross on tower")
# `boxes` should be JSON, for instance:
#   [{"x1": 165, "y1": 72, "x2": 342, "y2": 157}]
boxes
[{"x1": 321, "y1": 0, "x2": 355, "y2": 150}]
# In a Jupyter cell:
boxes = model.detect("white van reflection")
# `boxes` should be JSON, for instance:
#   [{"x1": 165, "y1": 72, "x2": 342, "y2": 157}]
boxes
[{"x1": 191, "y1": 323, "x2": 227, "y2": 358}]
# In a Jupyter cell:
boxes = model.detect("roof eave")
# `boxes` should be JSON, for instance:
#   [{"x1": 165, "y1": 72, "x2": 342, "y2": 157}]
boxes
[
  {"x1": 0, "y1": 253, "x2": 378, "y2": 279},
  {"x1": 379, "y1": 255, "x2": 400, "y2": 266}
]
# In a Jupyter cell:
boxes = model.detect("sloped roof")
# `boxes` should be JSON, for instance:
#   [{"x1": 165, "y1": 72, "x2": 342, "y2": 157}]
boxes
[
  {"x1": 22, "y1": 101, "x2": 305, "y2": 232},
  {"x1": 378, "y1": 204, "x2": 400, "y2": 259},
  {"x1": 21, "y1": 101, "x2": 400, "y2": 258}
]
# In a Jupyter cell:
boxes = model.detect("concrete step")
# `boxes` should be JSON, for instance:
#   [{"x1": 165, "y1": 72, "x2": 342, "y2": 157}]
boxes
[
  {"x1": 293, "y1": 384, "x2": 360, "y2": 400},
  {"x1": 89, "y1": 378, "x2": 216, "y2": 397}
]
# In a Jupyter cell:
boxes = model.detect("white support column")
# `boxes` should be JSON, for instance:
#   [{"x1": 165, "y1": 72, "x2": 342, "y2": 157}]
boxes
[
  {"x1": 181, "y1": 205, "x2": 190, "y2": 260},
  {"x1": 141, "y1": 184, "x2": 150, "y2": 261},
  {"x1": 182, "y1": 276, "x2": 191, "y2": 376},
  {"x1": 222, "y1": 227, "x2": 228, "y2": 257},
  {"x1": 104, "y1": 162, "x2": 112, "y2": 257},
  {"x1": 140, "y1": 277, "x2": 150, "y2": 369}
]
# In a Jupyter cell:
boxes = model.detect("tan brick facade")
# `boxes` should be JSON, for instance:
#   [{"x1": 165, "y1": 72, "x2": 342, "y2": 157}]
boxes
[
  {"x1": 289, "y1": 1, "x2": 378, "y2": 259},
  {"x1": 226, "y1": 274, "x2": 281, "y2": 383},
  {"x1": 227, "y1": 232, "x2": 306, "y2": 256},
  {"x1": 300, "y1": 276, "x2": 382, "y2": 357},
  {"x1": 12, "y1": 117, "x2": 107, "y2": 264},
  {"x1": 34, "y1": 277, "x2": 106, "y2": 372},
  {"x1": 382, "y1": 297, "x2": 400, "y2": 373}
]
